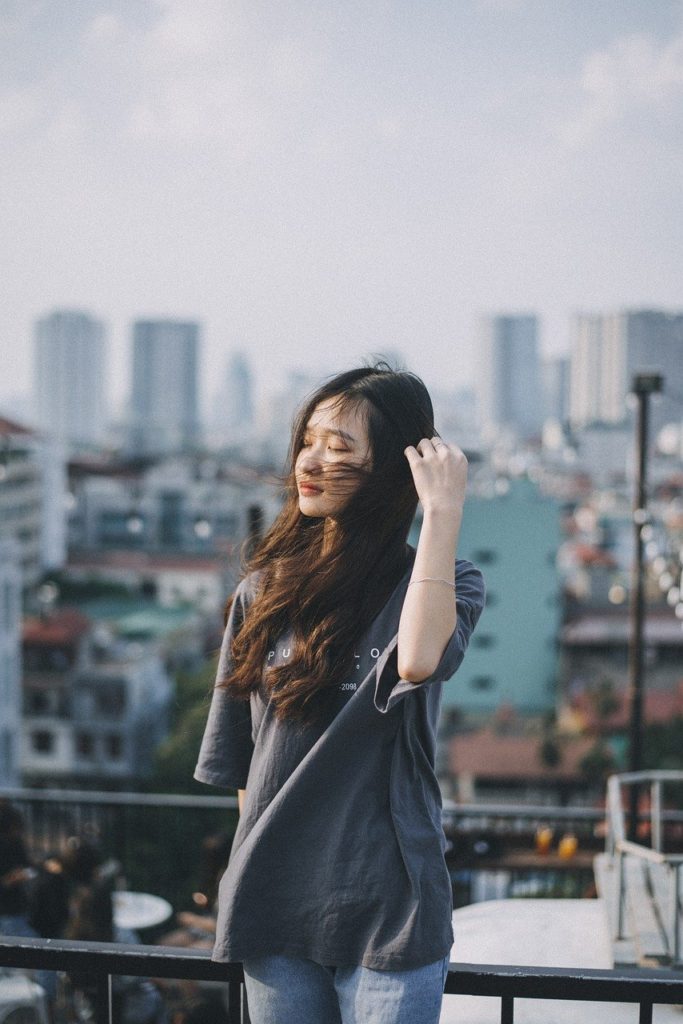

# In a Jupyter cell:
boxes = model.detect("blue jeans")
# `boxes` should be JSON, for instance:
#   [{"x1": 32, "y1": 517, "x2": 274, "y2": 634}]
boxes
[{"x1": 242, "y1": 953, "x2": 450, "y2": 1024}]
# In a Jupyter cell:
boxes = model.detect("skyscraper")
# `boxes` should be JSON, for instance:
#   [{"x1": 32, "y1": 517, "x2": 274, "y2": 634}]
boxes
[
  {"x1": 478, "y1": 314, "x2": 543, "y2": 441},
  {"x1": 210, "y1": 351, "x2": 255, "y2": 445},
  {"x1": 541, "y1": 354, "x2": 570, "y2": 425},
  {"x1": 569, "y1": 310, "x2": 683, "y2": 437},
  {"x1": 33, "y1": 309, "x2": 106, "y2": 448},
  {"x1": 130, "y1": 320, "x2": 200, "y2": 455}
]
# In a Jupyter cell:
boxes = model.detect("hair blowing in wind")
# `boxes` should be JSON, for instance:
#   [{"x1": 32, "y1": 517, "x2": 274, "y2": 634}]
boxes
[{"x1": 218, "y1": 364, "x2": 436, "y2": 725}]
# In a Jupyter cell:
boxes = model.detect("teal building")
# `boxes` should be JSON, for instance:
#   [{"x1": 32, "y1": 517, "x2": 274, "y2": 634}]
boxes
[{"x1": 411, "y1": 476, "x2": 562, "y2": 717}]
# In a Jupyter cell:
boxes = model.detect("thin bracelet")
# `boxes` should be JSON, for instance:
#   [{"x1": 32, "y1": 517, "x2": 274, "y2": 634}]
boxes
[{"x1": 408, "y1": 577, "x2": 455, "y2": 589}]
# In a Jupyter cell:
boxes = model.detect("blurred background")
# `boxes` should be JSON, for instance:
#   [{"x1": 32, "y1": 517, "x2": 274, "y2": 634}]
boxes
[{"x1": 1, "y1": 0, "x2": 683, "y2": 1017}]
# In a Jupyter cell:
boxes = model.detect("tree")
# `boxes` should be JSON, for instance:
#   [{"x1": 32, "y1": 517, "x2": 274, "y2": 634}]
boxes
[
  {"x1": 579, "y1": 741, "x2": 615, "y2": 785},
  {"x1": 149, "y1": 659, "x2": 220, "y2": 793}
]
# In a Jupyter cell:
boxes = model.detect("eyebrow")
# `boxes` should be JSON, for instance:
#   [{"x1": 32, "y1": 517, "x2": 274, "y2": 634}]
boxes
[{"x1": 303, "y1": 426, "x2": 357, "y2": 445}]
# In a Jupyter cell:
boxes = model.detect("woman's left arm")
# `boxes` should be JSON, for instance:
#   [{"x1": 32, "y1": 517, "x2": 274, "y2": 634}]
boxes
[{"x1": 398, "y1": 438, "x2": 468, "y2": 682}]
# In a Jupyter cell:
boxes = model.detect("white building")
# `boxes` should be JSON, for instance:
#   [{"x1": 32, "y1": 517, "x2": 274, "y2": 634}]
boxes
[
  {"x1": 0, "y1": 538, "x2": 22, "y2": 785},
  {"x1": 569, "y1": 310, "x2": 683, "y2": 442},
  {"x1": 0, "y1": 415, "x2": 44, "y2": 587},
  {"x1": 66, "y1": 452, "x2": 280, "y2": 595},
  {"x1": 33, "y1": 309, "x2": 107, "y2": 450},
  {"x1": 21, "y1": 608, "x2": 175, "y2": 785}
]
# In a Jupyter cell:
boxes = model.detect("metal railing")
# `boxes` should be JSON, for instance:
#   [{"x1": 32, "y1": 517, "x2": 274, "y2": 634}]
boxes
[
  {"x1": 1, "y1": 935, "x2": 682, "y2": 1024},
  {"x1": 606, "y1": 771, "x2": 683, "y2": 965}
]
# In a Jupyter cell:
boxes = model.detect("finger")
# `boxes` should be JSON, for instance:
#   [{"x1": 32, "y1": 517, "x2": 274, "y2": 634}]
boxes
[
  {"x1": 404, "y1": 445, "x2": 421, "y2": 466},
  {"x1": 416, "y1": 438, "x2": 436, "y2": 457}
]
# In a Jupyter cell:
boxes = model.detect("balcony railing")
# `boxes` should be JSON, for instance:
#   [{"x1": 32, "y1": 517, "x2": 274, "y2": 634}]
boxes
[
  {"x1": 1, "y1": 935, "x2": 682, "y2": 1024},
  {"x1": 605, "y1": 771, "x2": 683, "y2": 966}
]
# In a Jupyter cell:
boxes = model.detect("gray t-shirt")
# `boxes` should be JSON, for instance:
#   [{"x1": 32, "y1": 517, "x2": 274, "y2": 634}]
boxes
[{"x1": 193, "y1": 549, "x2": 486, "y2": 970}]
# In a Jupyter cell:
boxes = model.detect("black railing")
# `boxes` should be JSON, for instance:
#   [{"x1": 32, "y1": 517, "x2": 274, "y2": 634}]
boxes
[{"x1": 1, "y1": 936, "x2": 682, "y2": 1024}]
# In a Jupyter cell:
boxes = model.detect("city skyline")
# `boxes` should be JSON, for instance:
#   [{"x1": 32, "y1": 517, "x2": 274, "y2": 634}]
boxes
[{"x1": 2, "y1": 1, "x2": 683, "y2": 414}]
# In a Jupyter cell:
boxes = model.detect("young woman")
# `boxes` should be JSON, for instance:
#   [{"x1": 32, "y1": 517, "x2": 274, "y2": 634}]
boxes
[{"x1": 194, "y1": 365, "x2": 486, "y2": 1024}]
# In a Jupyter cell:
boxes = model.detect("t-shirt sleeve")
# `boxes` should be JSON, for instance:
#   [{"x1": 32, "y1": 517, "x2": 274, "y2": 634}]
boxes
[
  {"x1": 374, "y1": 559, "x2": 486, "y2": 714},
  {"x1": 193, "y1": 581, "x2": 255, "y2": 789}
]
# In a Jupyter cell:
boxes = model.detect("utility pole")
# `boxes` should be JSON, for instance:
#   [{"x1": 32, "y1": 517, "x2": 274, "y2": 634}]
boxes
[{"x1": 627, "y1": 372, "x2": 663, "y2": 842}]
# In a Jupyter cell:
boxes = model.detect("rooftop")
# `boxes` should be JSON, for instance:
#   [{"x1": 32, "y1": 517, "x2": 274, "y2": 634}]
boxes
[
  {"x1": 23, "y1": 608, "x2": 91, "y2": 644},
  {"x1": 448, "y1": 728, "x2": 597, "y2": 781},
  {"x1": 68, "y1": 549, "x2": 227, "y2": 572},
  {"x1": 561, "y1": 610, "x2": 683, "y2": 645},
  {"x1": 0, "y1": 413, "x2": 37, "y2": 437}
]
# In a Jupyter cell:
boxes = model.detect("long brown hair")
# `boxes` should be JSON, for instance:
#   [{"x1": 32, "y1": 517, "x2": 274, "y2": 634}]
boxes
[{"x1": 218, "y1": 363, "x2": 436, "y2": 725}]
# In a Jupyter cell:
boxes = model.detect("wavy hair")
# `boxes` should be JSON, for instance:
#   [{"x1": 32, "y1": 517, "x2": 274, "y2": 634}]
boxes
[{"x1": 218, "y1": 363, "x2": 436, "y2": 725}]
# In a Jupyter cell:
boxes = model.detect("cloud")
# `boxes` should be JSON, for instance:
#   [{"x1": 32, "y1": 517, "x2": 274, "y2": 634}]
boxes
[
  {"x1": 560, "y1": 27, "x2": 683, "y2": 147},
  {"x1": 0, "y1": 84, "x2": 42, "y2": 133}
]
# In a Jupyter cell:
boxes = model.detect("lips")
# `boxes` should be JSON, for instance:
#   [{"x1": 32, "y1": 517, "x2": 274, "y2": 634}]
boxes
[{"x1": 298, "y1": 481, "x2": 323, "y2": 494}]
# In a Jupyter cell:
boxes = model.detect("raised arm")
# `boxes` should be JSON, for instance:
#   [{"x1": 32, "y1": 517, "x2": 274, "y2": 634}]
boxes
[{"x1": 398, "y1": 438, "x2": 467, "y2": 682}]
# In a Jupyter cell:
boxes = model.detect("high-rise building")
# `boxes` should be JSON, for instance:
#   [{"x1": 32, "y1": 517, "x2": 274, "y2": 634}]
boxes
[
  {"x1": 541, "y1": 354, "x2": 570, "y2": 425},
  {"x1": 210, "y1": 351, "x2": 254, "y2": 445},
  {"x1": 129, "y1": 320, "x2": 200, "y2": 455},
  {"x1": 478, "y1": 315, "x2": 543, "y2": 442},
  {"x1": 33, "y1": 309, "x2": 107, "y2": 449},
  {"x1": 569, "y1": 310, "x2": 683, "y2": 438}
]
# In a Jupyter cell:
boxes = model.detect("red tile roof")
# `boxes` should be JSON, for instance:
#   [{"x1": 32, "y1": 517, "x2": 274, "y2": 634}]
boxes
[
  {"x1": 448, "y1": 728, "x2": 598, "y2": 780},
  {"x1": 568, "y1": 685, "x2": 683, "y2": 731},
  {"x1": 23, "y1": 608, "x2": 91, "y2": 644}
]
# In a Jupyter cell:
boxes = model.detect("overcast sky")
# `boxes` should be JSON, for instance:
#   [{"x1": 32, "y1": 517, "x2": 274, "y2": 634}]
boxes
[{"x1": 2, "y1": 0, "x2": 682, "y2": 419}]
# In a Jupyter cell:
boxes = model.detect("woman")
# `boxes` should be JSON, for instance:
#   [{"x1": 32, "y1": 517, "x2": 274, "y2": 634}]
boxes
[{"x1": 194, "y1": 364, "x2": 486, "y2": 1024}]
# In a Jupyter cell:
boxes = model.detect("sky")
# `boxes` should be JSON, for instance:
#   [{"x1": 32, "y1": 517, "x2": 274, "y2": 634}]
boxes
[{"x1": 1, "y1": 0, "x2": 683, "y2": 420}]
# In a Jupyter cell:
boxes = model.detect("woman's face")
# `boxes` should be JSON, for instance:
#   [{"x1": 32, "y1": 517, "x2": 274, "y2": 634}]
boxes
[{"x1": 295, "y1": 396, "x2": 372, "y2": 520}]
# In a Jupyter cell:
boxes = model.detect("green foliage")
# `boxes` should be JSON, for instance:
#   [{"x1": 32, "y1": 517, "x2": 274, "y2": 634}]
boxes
[
  {"x1": 579, "y1": 741, "x2": 616, "y2": 783},
  {"x1": 643, "y1": 717, "x2": 683, "y2": 771},
  {"x1": 148, "y1": 658, "x2": 219, "y2": 794},
  {"x1": 538, "y1": 709, "x2": 563, "y2": 769},
  {"x1": 121, "y1": 657, "x2": 239, "y2": 911},
  {"x1": 539, "y1": 736, "x2": 562, "y2": 769},
  {"x1": 587, "y1": 676, "x2": 620, "y2": 721},
  {"x1": 39, "y1": 571, "x2": 134, "y2": 601}
]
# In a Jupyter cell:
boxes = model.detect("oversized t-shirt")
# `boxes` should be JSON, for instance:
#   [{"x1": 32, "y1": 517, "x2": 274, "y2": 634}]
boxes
[{"x1": 193, "y1": 549, "x2": 486, "y2": 970}]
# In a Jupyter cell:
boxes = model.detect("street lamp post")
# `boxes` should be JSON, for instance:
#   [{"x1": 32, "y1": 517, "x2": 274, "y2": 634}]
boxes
[{"x1": 627, "y1": 372, "x2": 663, "y2": 842}]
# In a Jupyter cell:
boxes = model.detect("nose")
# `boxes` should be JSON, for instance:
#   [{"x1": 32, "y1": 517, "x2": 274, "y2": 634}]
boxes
[{"x1": 297, "y1": 448, "x2": 324, "y2": 474}]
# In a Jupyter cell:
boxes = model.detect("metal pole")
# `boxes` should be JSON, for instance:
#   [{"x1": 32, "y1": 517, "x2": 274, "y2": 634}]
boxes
[
  {"x1": 627, "y1": 374, "x2": 662, "y2": 842},
  {"x1": 651, "y1": 780, "x2": 662, "y2": 853},
  {"x1": 675, "y1": 863, "x2": 681, "y2": 965}
]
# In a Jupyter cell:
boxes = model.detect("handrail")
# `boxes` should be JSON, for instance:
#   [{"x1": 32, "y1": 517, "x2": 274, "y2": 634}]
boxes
[
  {"x1": 5, "y1": 786, "x2": 683, "y2": 824},
  {"x1": 1, "y1": 936, "x2": 682, "y2": 1024},
  {"x1": 616, "y1": 839, "x2": 683, "y2": 866},
  {"x1": 605, "y1": 771, "x2": 683, "y2": 965}
]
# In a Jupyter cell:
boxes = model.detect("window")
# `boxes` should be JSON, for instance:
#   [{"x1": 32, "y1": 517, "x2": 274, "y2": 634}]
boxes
[
  {"x1": 2, "y1": 581, "x2": 13, "y2": 629},
  {"x1": 97, "y1": 686, "x2": 126, "y2": 717},
  {"x1": 32, "y1": 730, "x2": 54, "y2": 753},
  {"x1": 76, "y1": 732, "x2": 94, "y2": 757},
  {"x1": 27, "y1": 690, "x2": 49, "y2": 715},
  {"x1": 472, "y1": 549, "x2": 497, "y2": 564},
  {"x1": 106, "y1": 734, "x2": 122, "y2": 759},
  {"x1": 470, "y1": 675, "x2": 495, "y2": 691}
]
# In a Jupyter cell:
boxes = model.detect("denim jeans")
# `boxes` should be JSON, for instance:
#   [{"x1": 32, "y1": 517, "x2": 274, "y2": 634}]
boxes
[{"x1": 242, "y1": 953, "x2": 450, "y2": 1024}]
